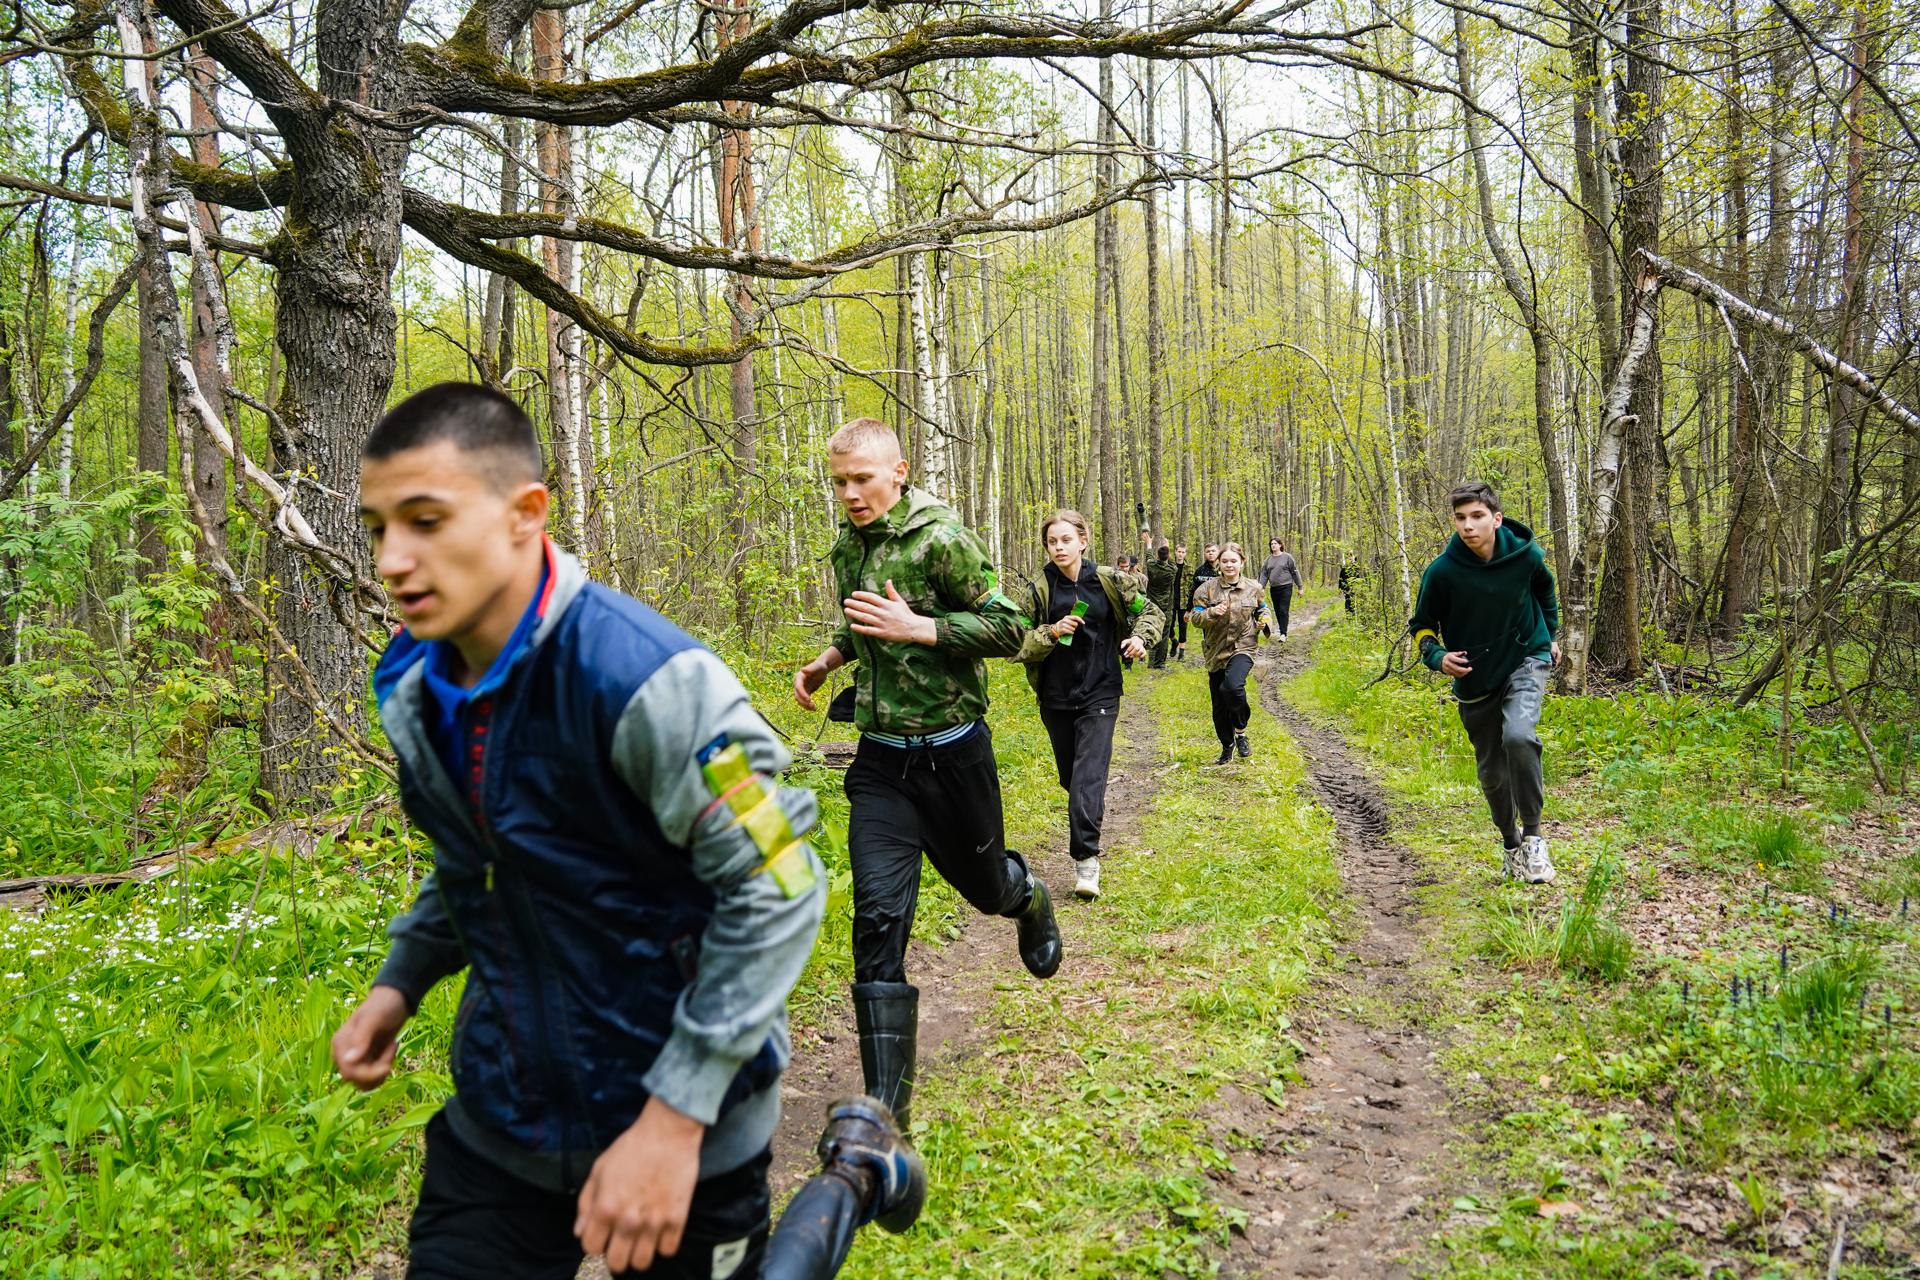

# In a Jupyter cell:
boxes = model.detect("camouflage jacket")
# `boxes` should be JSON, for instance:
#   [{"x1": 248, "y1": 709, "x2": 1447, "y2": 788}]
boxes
[
  {"x1": 829, "y1": 488, "x2": 1026, "y2": 734},
  {"x1": 1144, "y1": 558, "x2": 1178, "y2": 611},
  {"x1": 1191, "y1": 576, "x2": 1267, "y2": 670}
]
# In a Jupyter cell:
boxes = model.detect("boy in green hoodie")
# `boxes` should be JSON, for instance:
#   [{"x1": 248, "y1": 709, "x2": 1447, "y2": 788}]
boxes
[{"x1": 1409, "y1": 482, "x2": 1561, "y2": 884}]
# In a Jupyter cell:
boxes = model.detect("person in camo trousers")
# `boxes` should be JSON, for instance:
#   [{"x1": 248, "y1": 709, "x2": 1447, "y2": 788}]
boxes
[
  {"x1": 1409, "y1": 480, "x2": 1562, "y2": 886},
  {"x1": 791, "y1": 418, "x2": 1063, "y2": 1251},
  {"x1": 1144, "y1": 540, "x2": 1178, "y2": 669},
  {"x1": 1190, "y1": 543, "x2": 1267, "y2": 765},
  {"x1": 1015, "y1": 509, "x2": 1165, "y2": 902}
]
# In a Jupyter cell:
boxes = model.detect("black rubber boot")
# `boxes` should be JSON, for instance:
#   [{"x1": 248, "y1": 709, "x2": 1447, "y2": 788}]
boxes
[
  {"x1": 852, "y1": 982, "x2": 918, "y2": 1129},
  {"x1": 1003, "y1": 853, "x2": 1062, "y2": 979}
]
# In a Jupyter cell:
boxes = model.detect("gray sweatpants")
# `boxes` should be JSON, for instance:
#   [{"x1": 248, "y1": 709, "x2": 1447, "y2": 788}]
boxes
[{"x1": 1456, "y1": 657, "x2": 1549, "y2": 845}]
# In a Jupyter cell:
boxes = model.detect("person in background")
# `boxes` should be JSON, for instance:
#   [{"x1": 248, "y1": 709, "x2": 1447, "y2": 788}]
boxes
[
  {"x1": 1338, "y1": 555, "x2": 1356, "y2": 614},
  {"x1": 1171, "y1": 545, "x2": 1193, "y2": 660},
  {"x1": 1144, "y1": 540, "x2": 1177, "y2": 669},
  {"x1": 1189, "y1": 543, "x2": 1266, "y2": 765},
  {"x1": 1258, "y1": 537, "x2": 1305, "y2": 642},
  {"x1": 1015, "y1": 510, "x2": 1164, "y2": 902}
]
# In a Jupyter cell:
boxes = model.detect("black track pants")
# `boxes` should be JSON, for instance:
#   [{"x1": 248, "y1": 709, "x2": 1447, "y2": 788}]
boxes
[
  {"x1": 406, "y1": 1112, "x2": 771, "y2": 1280},
  {"x1": 1207, "y1": 654, "x2": 1253, "y2": 748},
  {"x1": 1457, "y1": 657, "x2": 1549, "y2": 841},
  {"x1": 844, "y1": 726, "x2": 1030, "y2": 985},
  {"x1": 1268, "y1": 586, "x2": 1294, "y2": 637},
  {"x1": 1039, "y1": 704, "x2": 1118, "y2": 862}
]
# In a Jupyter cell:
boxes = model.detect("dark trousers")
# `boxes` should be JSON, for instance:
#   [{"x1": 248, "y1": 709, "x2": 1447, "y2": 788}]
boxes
[
  {"x1": 1039, "y1": 704, "x2": 1118, "y2": 862},
  {"x1": 1174, "y1": 606, "x2": 1189, "y2": 652},
  {"x1": 407, "y1": 1111, "x2": 771, "y2": 1280},
  {"x1": 844, "y1": 726, "x2": 1030, "y2": 985},
  {"x1": 1268, "y1": 586, "x2": 1294, "y2": 637},
  {"x1": 1457, "y1": 658, "x2": 1549, "y2": 842},
  {"x1": 1206, "y1": 654, "x2": 1254, "y2": 748}
]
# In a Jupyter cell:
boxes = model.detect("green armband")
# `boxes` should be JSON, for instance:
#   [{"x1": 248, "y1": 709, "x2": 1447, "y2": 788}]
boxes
[{"x1": 698, "y1": 740, "x2": 817, "y2": 899}]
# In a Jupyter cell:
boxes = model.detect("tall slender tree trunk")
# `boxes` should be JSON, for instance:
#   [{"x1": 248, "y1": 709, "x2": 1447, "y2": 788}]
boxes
[
  {"x1": 533, "y1": 8, "x2": 588, "y2": 556},
  {"x1": 1817, "y1": 3, "x2": 1874, "y2": 566}
]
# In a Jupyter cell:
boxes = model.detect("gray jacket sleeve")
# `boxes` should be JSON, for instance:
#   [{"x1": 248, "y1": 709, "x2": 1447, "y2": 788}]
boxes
[
  {"x1": 373, "y1": 867, "x2": 470, "y2": 1012},
  {"x1": 611, "y1": 647, "x2": 827, "y2": 1126}
]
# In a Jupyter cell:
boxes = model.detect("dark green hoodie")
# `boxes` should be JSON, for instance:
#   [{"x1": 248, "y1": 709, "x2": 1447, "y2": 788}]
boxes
[{"x1": 1408, "y1": 519, "x2": 1559, "y2": 703}]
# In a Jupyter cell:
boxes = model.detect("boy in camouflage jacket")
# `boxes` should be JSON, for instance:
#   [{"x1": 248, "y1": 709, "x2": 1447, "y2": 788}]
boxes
[{"x1": 793, "y1": 419, "x2": 1063, "y2": 1235}]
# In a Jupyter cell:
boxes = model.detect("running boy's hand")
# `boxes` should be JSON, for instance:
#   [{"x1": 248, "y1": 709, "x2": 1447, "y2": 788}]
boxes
[
  {"x1": 1051, "y1": 615, "x2": 1083, "y2": 639},
  {"x1": 794, "y1": 663, "x2": 827, "y2": 710},
  {"x1": 845, "y1": 580, "x2": 937, "y2": 646},
  {"x1": 1120, "y1": 636, "x2": 1147, "y2": 660},
  {"x1": 575, "y1": 1096, "x2": 705, "y2": 1273},
  {"x1": 1439, "y1": 650, "x2": 1473, "y2": 677},
  {"x1": 331, "y1": 985, "x2": 411, "y2": 1090}
]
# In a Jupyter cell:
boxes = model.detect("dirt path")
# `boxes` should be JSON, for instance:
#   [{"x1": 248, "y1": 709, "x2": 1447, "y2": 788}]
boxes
[
  {"x1": 1215, "y1": 602, "x2": 1460, "y2": 1279},
  {"x1": 771, "y1": 692, "x2": 1166, "y2": 1194}
]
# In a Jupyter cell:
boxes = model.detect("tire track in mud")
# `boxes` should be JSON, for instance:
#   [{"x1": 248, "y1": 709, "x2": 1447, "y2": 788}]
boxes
[{"x1": 1211, "y1": 603, "x2": 1459, "y2": 1280}]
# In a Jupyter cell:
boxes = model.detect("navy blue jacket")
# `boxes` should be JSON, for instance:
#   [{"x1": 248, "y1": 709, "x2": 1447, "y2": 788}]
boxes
[{"x1": 371, "y1": 542, "x2": 825, "y2": 1191}]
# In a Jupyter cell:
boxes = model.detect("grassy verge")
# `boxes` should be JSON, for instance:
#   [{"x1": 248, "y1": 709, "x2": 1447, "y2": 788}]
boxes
[
  {"x1": 1287, "y1": 615, "x2": 1920, "y2": 1278},
  {"x1": 0, "y1": 657, "x2": 1336, "y2": 1277},
  {"x1": 834, "y1": 661, "x2": 1341, "y2": 1278}
]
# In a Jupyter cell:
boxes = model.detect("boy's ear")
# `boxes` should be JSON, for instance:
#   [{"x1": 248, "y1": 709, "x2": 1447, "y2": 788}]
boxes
[{"x1": 510, "y1": 482, "x2": 551, "y2": 536}]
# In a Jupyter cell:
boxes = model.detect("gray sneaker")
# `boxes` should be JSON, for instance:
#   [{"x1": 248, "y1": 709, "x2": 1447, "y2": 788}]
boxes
[
  {"x1": 1522, "y1": 835, "x2": 1556, "y2": 884},
  {"x1": 1500, "y1": 843, "x2": 1524, "y2": 882}
]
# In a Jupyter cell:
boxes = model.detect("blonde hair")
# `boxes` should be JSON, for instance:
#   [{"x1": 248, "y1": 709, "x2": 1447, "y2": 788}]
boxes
[
  {"x1": 1218, "y1": 542, "x2": 1247, "y2": 564},
  {"x1": 1039, "y1": 508, "x2": 1090, "y2": 546},
  {"x1": 827, "y1": 417, "x2": 902, "y2": 458}
]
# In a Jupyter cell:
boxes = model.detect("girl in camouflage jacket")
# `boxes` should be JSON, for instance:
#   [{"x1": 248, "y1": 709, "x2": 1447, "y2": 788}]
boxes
[{"x1": 1190, "y1": 544, "x2": 1267, "y2": 764}]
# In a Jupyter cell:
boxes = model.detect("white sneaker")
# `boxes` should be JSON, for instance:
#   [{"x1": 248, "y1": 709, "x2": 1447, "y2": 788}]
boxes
[
  {"x1": 1074, "y1": 857, "x2": 1102, "y2": 900},
  {"x1": 1522, "y1": 835, "x2": 1556, "y2": 884}
]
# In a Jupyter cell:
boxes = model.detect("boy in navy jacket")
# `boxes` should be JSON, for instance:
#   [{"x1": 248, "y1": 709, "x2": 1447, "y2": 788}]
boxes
[{"x1": 333, "y1": 384, "x2": 871, "y2": 1278}]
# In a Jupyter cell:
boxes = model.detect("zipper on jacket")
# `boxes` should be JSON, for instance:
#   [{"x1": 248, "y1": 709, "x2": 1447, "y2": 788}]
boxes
[{"x1": 854, "y1": 534, "x2": 880, "y2": 732}]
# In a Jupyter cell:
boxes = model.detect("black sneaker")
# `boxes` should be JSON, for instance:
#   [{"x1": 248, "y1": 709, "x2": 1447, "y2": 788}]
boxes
[
  {"x1": 1234, "y1": 732, "x2": 1251, "y2": 758},
  {"x1": 1214, "y1": 745, "x2": 1233, "y2": 765}
]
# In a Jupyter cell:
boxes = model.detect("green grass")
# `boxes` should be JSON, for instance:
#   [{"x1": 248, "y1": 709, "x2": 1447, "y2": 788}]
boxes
[{"x1": 1287, "y1": 613, "x2": 1920, "y2": 1278}]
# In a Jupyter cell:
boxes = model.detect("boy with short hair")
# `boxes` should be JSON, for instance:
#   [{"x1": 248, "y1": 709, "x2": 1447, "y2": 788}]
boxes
[
  {"x1": 1409, "y1": 481, "x2": 1562, "y2": 884},
  {"x1": 333, "y1": 382, "x2": 829, "y2": 1279},
  {"x1": 792, "y1": 418, "x2": 1061, "y2": 1166}
]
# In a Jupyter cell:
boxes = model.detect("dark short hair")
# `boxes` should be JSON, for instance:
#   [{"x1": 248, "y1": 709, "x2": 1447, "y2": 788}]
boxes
[
  {"x1": 1156, "y1": 544, "x2": 1171, "y2": 561},
  {"x1": 363, "y1": 382, "x2": 544, "y2": 489},
  {"x1": 1449, "y1": 481, "x2": 1502, "y2": 514}
]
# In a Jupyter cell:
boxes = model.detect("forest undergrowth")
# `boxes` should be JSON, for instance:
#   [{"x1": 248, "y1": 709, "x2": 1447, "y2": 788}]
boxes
[
  {"x1": 1289, "y1": 614, "x2": 1920, "y2": 1278},
  {"x1": 2, "y1": 612, "x2": 1916, "y2": 1276}
]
